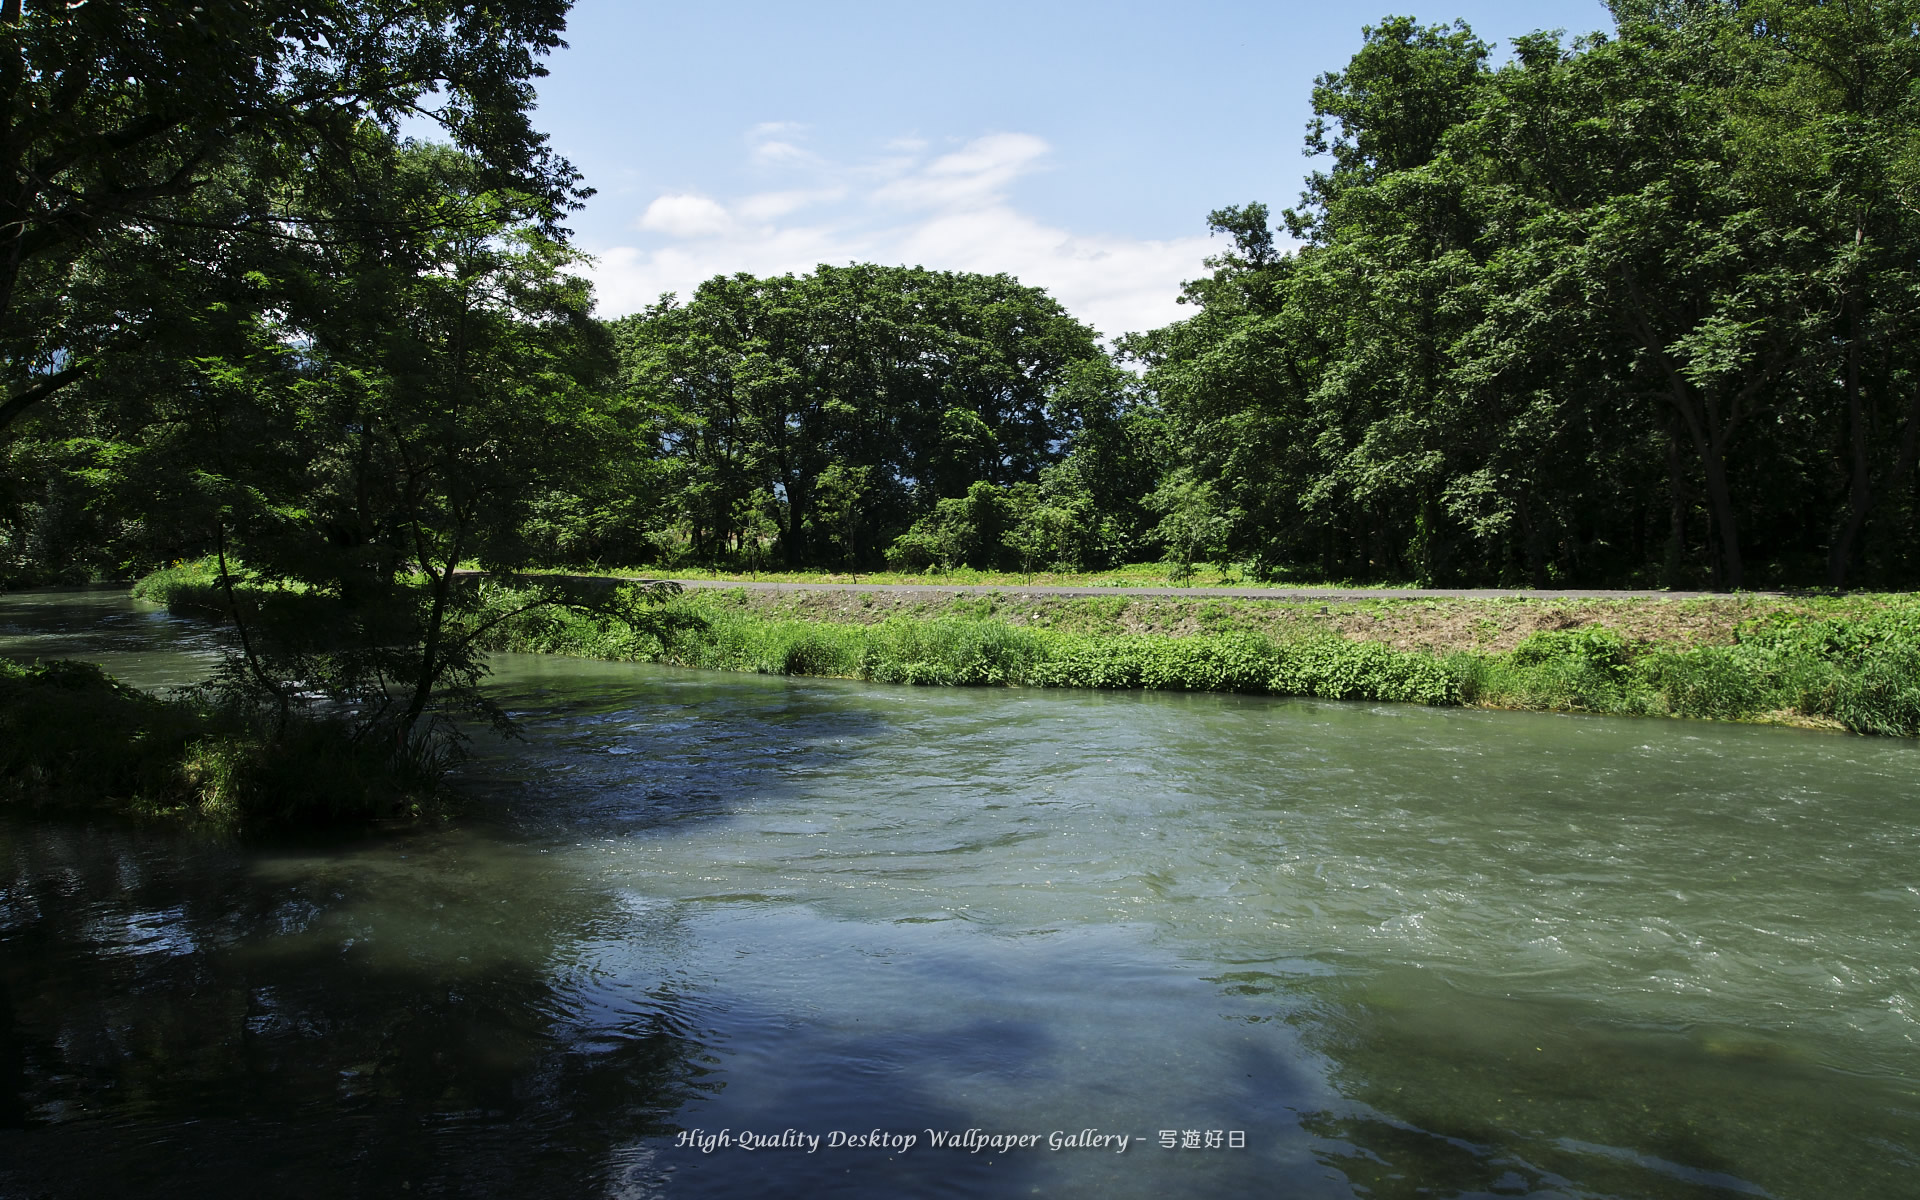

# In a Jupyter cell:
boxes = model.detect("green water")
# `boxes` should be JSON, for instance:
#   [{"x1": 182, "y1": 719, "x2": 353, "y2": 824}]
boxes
[{"x1": 2, "y1": 590, "x2": 1916, "y2": 1197}]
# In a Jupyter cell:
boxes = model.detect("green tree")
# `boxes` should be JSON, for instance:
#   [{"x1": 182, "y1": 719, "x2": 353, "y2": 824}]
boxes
[
  {"x1": 71, "y1": 141, "x2": 636, "y2": 750},
  {"x1": 0, "y1": 0, "x2": 582, "y2": 438},
  {"x1": 1149, "y1": 468, "x2": 1229, "y2": 585},
  {"x1": 617, "y1": 265, "x2": 1105, "y2": 569},
  {"x1": 1143, "y1": 5, "x2": 1920, "y2": 591},
  {"x1": 1727, "y1": 0, "x2": 1920, "y2": 585}
]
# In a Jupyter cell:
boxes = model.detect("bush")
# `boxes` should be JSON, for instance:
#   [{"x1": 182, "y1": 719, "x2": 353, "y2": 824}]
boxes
[
  {"x1": 862, "y1": 618, "x2": 1045, "y2": 686},
  {"x1": 1510, "y1": 626, "x2": 1632, "y2": 673},
  {"x1": 1, "y1": 657, "x2": 439, "y2": 831},
  {"x1": 1830, "y1": 645, "x2": 1920, "y2": 736}
]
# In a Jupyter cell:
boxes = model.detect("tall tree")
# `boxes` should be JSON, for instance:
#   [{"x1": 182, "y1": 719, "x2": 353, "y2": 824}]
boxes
[
  {"x1": 0, "y1": 0, "x2": 583, "y2": 435},
  {"x1": 1728, "y1": 0, "x2": 1920, "y2": 585},
  {"x1": 617, "y1": 265, "x2": 1104, "y2": 569},
  {"x1": 68, "y1": 139, "x2": 626, "y2": 745}
]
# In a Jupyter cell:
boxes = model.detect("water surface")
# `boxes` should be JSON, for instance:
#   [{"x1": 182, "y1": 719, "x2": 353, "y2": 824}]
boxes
[{"x1": 2, "y1": 590, "x2": 1916, "y2": 1197}]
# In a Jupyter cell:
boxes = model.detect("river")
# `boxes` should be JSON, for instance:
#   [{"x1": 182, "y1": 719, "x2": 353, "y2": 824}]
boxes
[{"x1": 1, "y1": 588, "x2": 1916, "y2": 1198}]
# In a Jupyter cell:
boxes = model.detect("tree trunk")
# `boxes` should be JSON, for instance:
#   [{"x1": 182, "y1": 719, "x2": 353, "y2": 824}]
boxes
[
  {"x1": 1659, "y1": 378, "x2": 1743, "y2": 592},
  {"x1": 779, "y1": 477, "x2": 810, "y2": 567},
  {"x1": 1698, "y1": 441, "x2": 1743, "y2": 591},
  {"x1": 1665, "y1": 436, "x2": 1691, "y2": 589},
  {"x1": 1828, "y1": 330, "x2": 1920, "y2": 589},
  {"x1": 402, "y1": 527, "x2": 464, "y2": 737},
  {"x1": 1621, "y1": 273, "x2": 1763, "y2": 592}
]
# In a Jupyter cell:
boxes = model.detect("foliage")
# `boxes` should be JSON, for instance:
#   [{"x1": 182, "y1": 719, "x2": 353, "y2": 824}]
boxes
[
  {"x1": 0, "y1": 658, "x2": 437, "y2": 830},
  {"x1": 1148, "y1": 468, "x2": 1230, "y2": 584},
  {"x1": 0, "y1": 6, "x2": 623, "y2": 782},
  {"x1": 55, "y1": 133, "x2": 680, "y2": 771},
  {"x1": 1139, "y1": 2, "x2": 1920, "y2": 591},
  {"x1": 611, "y1": 265, "x2": 1110, "y2": 570},
  {"x1": 0, "y1": 0, "x2": 583, "y2": 439}
]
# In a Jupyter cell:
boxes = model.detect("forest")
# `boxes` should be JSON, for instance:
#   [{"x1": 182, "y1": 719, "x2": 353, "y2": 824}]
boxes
[
  {"x1": 8, "y1": 0, "x2": 1920, "y2": 599},
  {"x1": 3, "y1": 0, "x2": 1920, "y2": 770}
]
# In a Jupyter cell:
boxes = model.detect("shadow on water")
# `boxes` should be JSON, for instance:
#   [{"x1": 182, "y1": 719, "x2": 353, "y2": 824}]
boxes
[
  {"x1": 457, "y1": 654, "x2": 900, "y2": 841},
  {"x1": 0, "y1": 588, "x2": 227, "y2": 689},
  {"x1": 0, "y1": 659, "x2": 1084, "y2": 1198},
  {"x1": 0, "y1": 818, "x2": 1073, "y2": 1199},
  {"x1": 0, "y1": 818, "x2": 696, "y2": 1198}
]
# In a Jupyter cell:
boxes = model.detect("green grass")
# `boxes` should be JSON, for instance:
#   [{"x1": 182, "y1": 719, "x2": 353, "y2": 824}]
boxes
[
  {"x1": 0, "y1": 656, "x2": 443, "y2": 832},
  {"x1": 130, "y1": 556, "x2": 264, "y2": 619},
  {"x1": 494, "y1": 599, "x2": 1458, "y2": 701},
  {"x1": 127, "y1": 564, "x2": 1920, "y2": 737},
  {"x1": 476, "y1": 586, "x2": 1920, "y2": 736}
]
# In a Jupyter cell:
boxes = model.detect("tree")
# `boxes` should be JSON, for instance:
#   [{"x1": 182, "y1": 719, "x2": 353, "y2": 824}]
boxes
[
  {"x1": 1006, "y1": 492, "x2": 1073, "y2": 582},
  {"x1": 69, "y1": 140, "x2": 639, "y2": 750},
  {"x1": 1141, "y1": 4, "x2": 1920, "y2": 590},
  {"x1": 0, "y1": 0, "x2": 583, "y2": 436},
  {"x1": 1727, "y1": 0, "x2": 1920, "y2": 585},
  {"x1": 1142, "y1": 19, "x2": 1494, "y2": 585},
  {"x1": 1149, "y1": 468, "x2": 1228, "y2": 585},
  {"x1": 617, "y1": 265, "x2": 1105, "y2": 569}
]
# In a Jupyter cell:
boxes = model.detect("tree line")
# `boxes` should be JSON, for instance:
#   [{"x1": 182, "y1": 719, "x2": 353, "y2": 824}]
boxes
[
  {"x1": 3, "y1": 0, "x2": 1920, "y2": 747},
  {"x1": 596, "y1": 0, "x2": 1920, "y2": 593},
  {"x1": 1139, "y1": 0, "x2": 1920, "y2": 592}
]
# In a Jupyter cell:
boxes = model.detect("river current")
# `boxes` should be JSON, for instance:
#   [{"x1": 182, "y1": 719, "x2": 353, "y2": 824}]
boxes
[{"x1": 1, "y1": 589, "x2": 1916, "y2": 1198}]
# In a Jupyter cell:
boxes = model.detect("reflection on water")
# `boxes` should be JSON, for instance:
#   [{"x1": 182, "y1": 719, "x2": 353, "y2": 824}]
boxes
[
  {"x1": 3, "y1": 591, "x2": 1918, "y2": 1197},
  {"x1": 0, "y1": 823, "x2": 705, "y2": 1198}
]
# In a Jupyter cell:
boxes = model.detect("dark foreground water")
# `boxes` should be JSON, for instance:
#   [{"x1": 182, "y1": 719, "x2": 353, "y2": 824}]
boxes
[{"x1": 2, "y1": 590, "x2": 1917, "y2": 1198}]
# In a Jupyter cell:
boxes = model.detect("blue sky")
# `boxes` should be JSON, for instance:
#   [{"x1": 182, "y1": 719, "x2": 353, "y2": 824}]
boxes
[{"x1": 532, "y1": 0, "x2": 1614, "y2": 336}]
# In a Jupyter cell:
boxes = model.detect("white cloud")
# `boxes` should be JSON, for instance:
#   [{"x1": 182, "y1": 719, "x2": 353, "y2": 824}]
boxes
[
  {"x1": 637, "y1": 193, "x2": 734, "y2": 238},
  {"x1": 735, "y1": 187, "x2": 843, "y2": 221},
  {"x1": 873, "y1": 132, "x2": 1050, "y2": 211},
  {"x1": 746, "y1": 121, "x2": 821, "y2": 168},
  {"x1": 750, "y1": 139, "x2": 816, "y2": 166},
  {"x1": 585, "y1": 130, "x2": 1218, "y2": 339}
]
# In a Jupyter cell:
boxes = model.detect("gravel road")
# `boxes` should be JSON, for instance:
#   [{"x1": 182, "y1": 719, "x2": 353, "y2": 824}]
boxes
[{"x1": 626, "y1": 578, "x2": 1764, "y2": 601}]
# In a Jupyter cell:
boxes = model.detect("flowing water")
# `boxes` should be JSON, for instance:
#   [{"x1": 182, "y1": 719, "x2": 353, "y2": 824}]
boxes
[{"x1": 1, "y1": 588, "x2": 1916, "y2": 1198}]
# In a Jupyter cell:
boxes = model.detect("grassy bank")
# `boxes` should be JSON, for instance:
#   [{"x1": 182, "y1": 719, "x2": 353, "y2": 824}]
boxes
[
  {"x1": 0, "y1": 657, "x2": 441, "y2": 832},
  {"x1": 124, "y1": 562, "x2": 1920, "y2": 735},
  {"x1": 476, "y1": 585, "x2": 1920, "y2": 736}
]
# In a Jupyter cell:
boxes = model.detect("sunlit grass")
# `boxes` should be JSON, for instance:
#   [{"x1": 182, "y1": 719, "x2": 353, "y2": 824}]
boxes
[
  {"x1": 126, "y1": 563, "x2": 1920, "y2": 737},
  {"x1": 476, "y1": 587, "x2": 1920, "y2": 735}
]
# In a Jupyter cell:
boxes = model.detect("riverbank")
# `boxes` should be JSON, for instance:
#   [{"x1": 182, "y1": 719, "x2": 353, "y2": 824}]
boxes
[
  {"x1": 115, "y1": 564, "x2": 1920, "y2": 735},
  {"x1": 0, "y1": 655, "x2": 441, "y2": 831},
  {"x1": 470, "y1": 583, "x2": 1920, "y2": 736}
]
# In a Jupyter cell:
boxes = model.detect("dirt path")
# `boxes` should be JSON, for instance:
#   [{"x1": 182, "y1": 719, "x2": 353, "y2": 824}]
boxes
[{"x1": 646, "y1": 578, "x2": 1759, "y2": 601}]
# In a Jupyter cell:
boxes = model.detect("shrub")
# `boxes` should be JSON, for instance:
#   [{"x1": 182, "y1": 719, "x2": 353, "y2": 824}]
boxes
[
  {"x1": 1510, "y1": 626, "x2": 1632, "y2": 673},
  {"x1": 1830, "y1": 645, "x2": 1920, "y2": 736},
  {"x1": 1, "y1": 658, "x2": 440, "y2": 831}
]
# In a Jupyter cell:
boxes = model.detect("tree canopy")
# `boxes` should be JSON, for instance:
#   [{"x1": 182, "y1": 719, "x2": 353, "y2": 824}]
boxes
[
  {"x1": 611, "y1": 264, "x2": 1111, "y2": 569},
  {"x1": 10, "y1": 0, "x2": 1920, "y2": 675},
  {"x1": 1137, "y1": 0, "x2": 1920, "y2": 590},
  {"x1": 0, "y1": 0, "x2": 583, "y2": 435}
]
